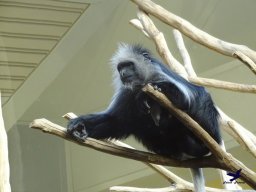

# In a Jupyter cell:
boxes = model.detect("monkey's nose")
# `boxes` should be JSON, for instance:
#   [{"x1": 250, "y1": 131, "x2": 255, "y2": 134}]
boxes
[
  {"x1": 121, "y1": 70, "x2": 133, "y2": 79},
  {"x1": 120, "y1": 70, "x2": 127, "y2": 77}
]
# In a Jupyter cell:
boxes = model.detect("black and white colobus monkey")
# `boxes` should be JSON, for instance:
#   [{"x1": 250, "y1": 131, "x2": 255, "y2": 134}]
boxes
[{"x1": 67, "y1": 44, "x2": 221, "y2": 192}]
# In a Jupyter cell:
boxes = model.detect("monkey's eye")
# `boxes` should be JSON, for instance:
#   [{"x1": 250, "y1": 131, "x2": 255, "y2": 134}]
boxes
[{"x1": 142, "y1": 52, "x2": 151, "y2": 60}]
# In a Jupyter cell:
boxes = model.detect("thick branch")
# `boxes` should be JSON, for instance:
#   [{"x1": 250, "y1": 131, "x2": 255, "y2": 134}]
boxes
[
  {"x1": 142, "y1": 86, "x2": 223, "y2": 159},
  {"x1": 63, "y1": 114, "x2": 240, "y2": 192},
  {"x1": 63, "y1": 113, "x2": 192, "y2": 185},
  {"x1": 30, "y1": 118, "x2": 256, "y2": 190},
  {"x1": 142, "y1": 84, "x2": 256, "y2": 189},
  {"x1": 30, "y1": 106, "x2": 256, "y2": 189},
  {"x1": 130, "y1": 0, "x2": 256, "y2": 74},
  {"x1": 29, "y1": 118, "x2": 218, "y2": 169}
]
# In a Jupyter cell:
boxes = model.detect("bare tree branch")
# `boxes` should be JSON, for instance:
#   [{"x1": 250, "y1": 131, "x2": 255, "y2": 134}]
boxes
[
  {"x1": 130, "y1": 3, "x2": 255, "y2": 188},
  {"x1": 142, "y1": 84, "x2": 256, "y2": 189},
  {"x1": 63, "y1": 113, "x2": 192, "y2": 185},
  {"x1": 172, "y1": 29, "x2": 196, "y2": 77},
  {"x1": 130, "y1": 10, "x2": 256, "y2": 94},
  {"x1": 234, "y1": 51, "x2": 256, "y2": 74},
  {"x1": 29, "y1": 118, "x2": 219, "y2": 169},
  {"x1": 130, "y1": 1, "x2": 256, "y2": 161},
  {"x1": 129, "y1": 19, "x2": 150, "y2": 38},
  {"x1": 130, "y1": 0, "x2": 256, "y2": 75},
  {"x1": 218, "y1": 109, "x2": 256, "y2": 158},
  {"x1": 171, "y1": 29, "x2": 243, "y2": 190},
  {"x1": 189, "y1": 77, "x2": 256, "y2": 94},
  {"x1": 63, "y1": 113, "x2": 231, "y2": 192},
  {"x1": 136, "y1": 10, "x2": 187, "y2": 77}
]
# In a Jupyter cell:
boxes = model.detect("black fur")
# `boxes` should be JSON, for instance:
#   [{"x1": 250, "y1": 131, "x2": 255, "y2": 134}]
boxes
[{"x1": 68, "y1": 44, "x2": 221, "y2": 160}]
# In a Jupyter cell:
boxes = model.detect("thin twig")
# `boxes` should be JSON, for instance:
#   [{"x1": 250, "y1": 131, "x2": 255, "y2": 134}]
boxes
[
  {"x1": 234, "y1": 51, "x2": 256, "y2": 75},
  {"x1": 136, "y1": 10, "x2": 187, "y2": 77},
  {"x1": 218, "y1": 109, "x2": 256, "y2": 158},
  {"x1": 129, "y1": 19, "x2": 150, "y2": 38},
  {"x1": 172, "y1": 29, "x2": 196, "y2": 77}
]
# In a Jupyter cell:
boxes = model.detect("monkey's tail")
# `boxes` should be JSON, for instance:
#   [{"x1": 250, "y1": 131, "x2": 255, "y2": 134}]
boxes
[{"x1": 190, "y1": 168, "x2": 205, "y2": 192}]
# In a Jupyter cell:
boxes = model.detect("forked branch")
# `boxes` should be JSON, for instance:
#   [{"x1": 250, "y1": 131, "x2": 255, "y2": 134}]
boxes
[
  {"x1": 130, "y1": 0, "x2": 256, "y2": 75},
  {"x1": 142, "y1": 85, "x2": 256, "y2": 189},
  {"x1": 130, "y1": 5, "x2": 256, "y2": 160},
  {"x1": 130, "y1": 11, "x2": 256, "y2": 94}
]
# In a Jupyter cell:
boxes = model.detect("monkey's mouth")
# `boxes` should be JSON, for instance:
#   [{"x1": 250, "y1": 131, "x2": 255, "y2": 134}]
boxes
[{"x1": 121, "y1": 75, "x2": 133, "y2": 83}]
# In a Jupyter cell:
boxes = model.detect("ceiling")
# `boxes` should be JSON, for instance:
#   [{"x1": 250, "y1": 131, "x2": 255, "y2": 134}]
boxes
[
  {"x1": 2, "y1": 0, "x2": 256, "y2": 192},
  {"x1": 0, "y1": 0, "x2": 89, "y2": 104}
]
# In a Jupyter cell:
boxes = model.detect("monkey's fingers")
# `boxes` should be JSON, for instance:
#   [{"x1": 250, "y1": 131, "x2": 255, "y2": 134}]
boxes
[
  {"x1": 72, "y1": 130, "x2": 88, "y2": 142},
  {"x1": 67, "y1": 120, "x2": 88, "y2": 141}
]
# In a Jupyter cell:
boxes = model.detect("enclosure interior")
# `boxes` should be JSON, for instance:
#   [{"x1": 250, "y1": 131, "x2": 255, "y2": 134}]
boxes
[{"x1": 1, "y1": 0, "x2": 256, "y2": 192}]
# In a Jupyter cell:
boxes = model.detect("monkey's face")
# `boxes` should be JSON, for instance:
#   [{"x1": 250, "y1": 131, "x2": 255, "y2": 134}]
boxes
[
  {"x1": 117, "y1": 61, "x2": 145, "y2": 89},
  {"x1": 111, "y1": 43, "x2": 158, "y2": 90}
]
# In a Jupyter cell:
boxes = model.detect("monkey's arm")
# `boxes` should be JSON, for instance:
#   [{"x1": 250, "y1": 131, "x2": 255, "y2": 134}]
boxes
[
  {"x1": 68, "y1": 90, "x2": 133, "y2": 141},
  {"x1": 68, "y1": 113, "x2": 130, "y2": 141}
]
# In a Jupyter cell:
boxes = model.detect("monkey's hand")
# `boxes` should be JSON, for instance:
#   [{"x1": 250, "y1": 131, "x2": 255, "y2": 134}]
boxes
[
  {"x1": 150, "y1": 81, "x2": 190, "y2": 110},
  {"x1": 149, "y1": 83, "x2": 162, "y2": 92},
  {"x1": 67, "y1": 116, "x2": 88, "y2": 141}
]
